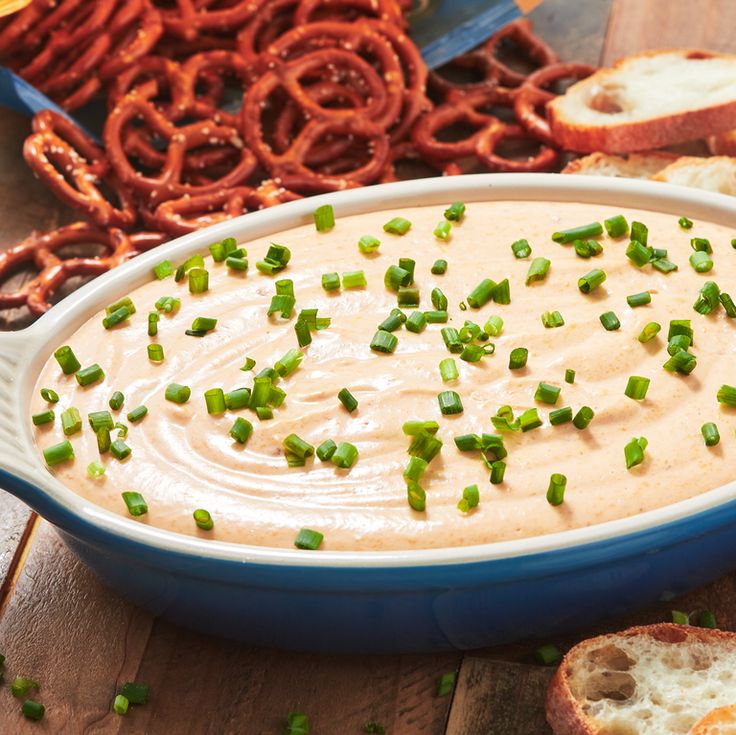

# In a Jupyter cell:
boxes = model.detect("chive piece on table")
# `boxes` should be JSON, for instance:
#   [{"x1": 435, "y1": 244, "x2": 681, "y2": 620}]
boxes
[
  {"x1": 541, "y1": 310, "x2": 564, "y2": 328},
  {"x1": 525, "y1": 257, "x2": 550, "y2": 285},
  {"x1": 343, "y1": 270, "x2": 367, "y2": 289},
  {"x1": 313, "y1": 204, "x2": 335, "y2": 232},
  {"x1": 370, "y1": 330, "x2": 398, "y2": 354},
  {"x1": 509, "y1": 347, "x2": 528, "y2": 370},
  {"x1": 578, "y1": 269, "x2": 606, "y2": 294},
  {"x1": 431, "y1": 259, "x2": 447, "y2": 275},
  {"x1": 61, "y1": 407, "x2": 82, "y2": 436},
  {"x1": 678, "y1": 216, "x2": 693, "y2": 229},
  {"x1": 467, "y1": 278, "x2": 495, "y2": 308},
  {"x1": 294, "y1": 528, "x2": 323, "y2": 550},
  {"x1": 165, "y1": 383, "x2": 191, "y2": 403},
  {"x1": 702, "y1": 422, "x2": 720, "y2": 447},
  {"x1": 627, "y1": 291, "x2": 651, "y2": 308},
  {"x1": 535, "y1": 643, "x2": 562, "y2": 666},
  {"x1": 439, "y1": 358, "x2": 458, "y2": 382},
  {"x1": 317, "y1": 439, "x2": 337, "y2": 462},
  {"x1": 332, "y1": 442, "x2": 358, "y2": 469},
  {"x1": 457, "y1": 484, "x2": 480, "y2": 513},
  {"x1": 122, "y1": 491, "x2": 147, "y2": 516},
  {"x1": 322, "y1": 272, "x2": 340, "y2": 292},
  {"x1": 600, "y1": 311, "x2": 621, "y2": 331},
  {"x1": 572, "y1": 406, "x2": 594, "y2": 429},
  {"x1": 119, "y1": 682, "x2": 150, "y2": 705},
  {"x1": 625, "y1": 376, "x2": 650, "y2": 400},
  {"x1": 546, "y1": 473, "x2": 567, "y2": 505},
  {"x1": 193, "y1": 508, "x2": 214, "y2": 531},
  {"x1": 22, "y1": 700, "x2": 45, "y2": 721},
  {"x1": 438, "y1": 390, "x2": 463, "y2": 415},
  {"x1": 113, "y1": 694, "x2": 129, "y2": 716},
  {"x1": 604, "y1": 214, "x2": 629, "y2": 238},
  {"x1": 338, "y1": 388, "x2": 358, "y2": 413},
  {"x1": 549, "y1": 406, "x2": 573, "y2": 425},
  {"x1": 552, "y1": 222, "x2": 602, "y2": 243},
  {"x1": 383, "y1": 217, "x2": 411, "y2": 235},
  {"x1": 230, "y1": 417, "x2": 253, "y2": 444},
  {"x1": 444, "y1": 202, "x2": 465, "y2": 221},
  {"x1": 434, "y1": 220, "x2": 452, "y2": 240},
  {"x1": 32, "y1": 410, "x2": 55, "y2": 426},
  {"x1": 436, "y1": 672, "x2": 456, "y2": 697},
  {"x1": 535, "y1": 382, "x2": 560, "y2": 405},
  {"x1": 638, "y1": 322, "x2": 661, "y2": 343},
  {"x1": 512, "y1": 238, "x2": 531, "y2": 258},
  {"x1": 624, "y1": 436, "x2": 648, "y2": 469}
]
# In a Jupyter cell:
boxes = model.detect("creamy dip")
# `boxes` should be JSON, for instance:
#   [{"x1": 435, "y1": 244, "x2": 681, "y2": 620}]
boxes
[{"x1": 31, "y1": 200, "x2": 736, "y2": 551}]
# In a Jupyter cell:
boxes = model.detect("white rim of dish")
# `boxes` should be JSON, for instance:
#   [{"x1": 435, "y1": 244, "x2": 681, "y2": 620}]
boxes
[{"x1": 9, "y1": 173, "x2": 736, "y2": 569}]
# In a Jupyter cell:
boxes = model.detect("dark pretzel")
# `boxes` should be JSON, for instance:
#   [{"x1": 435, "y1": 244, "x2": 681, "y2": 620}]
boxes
[
  {"x1": 474, "y1": 121, "x2": 559, "y2": 173},
  {"x1": 23, "y1": 111, "x2": 138, "y2": 229},
  {"x1": 514, "y1": 62, "x2": 596, "y2": 144},
  {"x1": 294, "y1": 0, "x2": 406, "y2": 28},
  {"x1": 428, "y1": 50, "x2": 501, "y2": 103},
  {"x1": 155, "y1": 0, "x2": 260, "y2": 42}
]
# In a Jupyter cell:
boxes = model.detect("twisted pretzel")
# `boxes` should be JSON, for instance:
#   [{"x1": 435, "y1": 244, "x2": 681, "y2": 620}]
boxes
[
  {"x1": 294, "y1": 0, "x2": 406, "y2": 28},
  {"x1": 474, "y1": 122, "x2": 559, "y2": 173},
  {"x1": 155, "y1": 0, "x2": 260, "y2": 42},
  {"x1": 380, "y1": 142, "x2": 461, "y2": 183}
]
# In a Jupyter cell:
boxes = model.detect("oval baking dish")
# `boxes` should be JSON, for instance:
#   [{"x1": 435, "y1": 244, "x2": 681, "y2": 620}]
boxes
[{"x1": 2, "y1": 173, "x2": 736, "y2": 653}]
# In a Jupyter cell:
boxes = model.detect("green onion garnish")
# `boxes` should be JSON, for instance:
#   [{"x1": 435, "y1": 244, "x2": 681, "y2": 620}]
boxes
[
  {"x1": 255, "y1": 407, "x2": 273, "y2": 421},
  {"x1": 61, "y1": 407, "x2": 82, "y2": 436},
  {"x1": 22, "y1": 700, "x2": 45, "y2": 721},
  {"x1": 313, "y1": 204, "x2": 335, "y2": 232},
  {"x1": 600, "y1": 311, "x2": 621, "y2": 331},
  {"x1": 431, "y1": 259, "x2": 448, "y2": 275},
  {"x1": 459, "y1": 321, "x2": 481, "y2": 342},
  {"x1": 10, "y1": 677, "x2": 38, "y2": 698},
  {"x1": 403, "y1": 420, "x2": 439, "y2": 436},
  {"x1": 638, "y1": 322, "x2": 661, "y2": 343},
  {"x1": 240, "y1": 358, "x2": 256, "y2": 372},
  {"x1": 188, "y1": 267, "x2": 209, "y2": 294},
  {"x1": 578, "y1": 269, "x2": 606, "y2": 294},
  {"x1": 294, "y1": 528, "x2": 323, "y2": 550},
  {"x1": 430, "y1": 287, "x2": 448, "y2": 311},
  {"x1": 226, "y1": 387, "x2": 252, "y2": 410},
  {"x1": 702, "y1": 422, "x2": 720, "y2": 446},
  {"x1": 256, "y1": 243, "x2": 291, "y2": 275},
  {"x1": 549, "y1": 406, "x2": 573, "y2": 425},
  {"x1": 441, "y1": 327, "x2": 462, "y2": 353},
  {"x1": 404, "y1": 456, "x2": 428, "y2": 483},
  {"x1": 627, "y1": 291, "x2": 651, "y2": 308},
  {"x1": 459, "y1": 344, "x2": 485, "y2": 362},
  {"x1": 175, "y1": 253, "x2": 204, "y2": 281},
  {"x1": 105, "y1": 297, "x2": 136, "y2": 316},
  {"x1": 316, "y1": 439, "x2": 337, "y2": 461},
  {"x1": 332, "y1": 442, "x2": 358, "y2": 468},
  {"x1": 693, "y1": 281, "x2": 721, "y2": 315},
  {"x1": 147, "y1": 312, "x2": 159, "y2": 337},
  {"x1": 444, "y1": 202, "x2": 465, "y2": 221},
  {"x1": 230, "y1": 417, "x2": 253, "y2": 444},
  {"x1": 40, "y1": 388, "x2": 59, "y2": 403},
  {"x1": 719, "y1": 292, "x2": 736, "y2": 317},
  {"x1": 457, "y1": 484, "x2": 479, "y2": 513},
  {"x1": 54, "y1": 345, "x2": 81, "y2": 374},
  {"x1": 535, "y1": 382, "x2": 560, "y2": 405},
  {"x1": 384, "y1": 264, "x2": 411, "y2": 291},
  {"x1": 267, "y1": 294, "x2": 295, "y2": 319},
  {"x1": 678, "y1": 216, "x2": 693, "y2": 229},
  {"x1": 490, "y1": 461, "x2": 506, "y2": 485},
  {"x1": 109, "y1": 391, "x2": 124, "y2": 411},
  {"x1": 378, "y1": 309, "x2": 405, "y2": 332},
  {"x1": 87, "y1": 461, "x2": 105, "y2": 479},
  {"x1": 383, "y1": 217, "x2": 411, "y2": 235},
  {"x1": 439, "y1": 358, "x2": 458, "y2": 382},
  {"x1": 691, "y1": 237, "x2": 712, "y2": 254},
  {"x1": 511, "y1": 238, "x2": 531, "y2": 258},
  {"x1": 562, "y1": 369, "x2": 575, "y2": 385},
  {"x1": 438, "y1": 390, "x2": 463, "y2": 415},
  {"x1": 481, "y1": 316, "x2": 502, "y2": 338},
  {"x1": 663, "y1": 350, "x2": 696, "y2": 375},
  {"x1": 370, "y1": 330, "x2": 398, "y2": 354},
  {"x1": 275, "y1": 348, "x2": 303, "y2": 377},
  {"x1": 397, "y1": 286, "x2": 419, "y2": 307},
  {"x1": 690, "y1": 250, "x2": 713, "y2": 273},
  {"x1": 492, "y1": 278, "x2": 510, "y2": 304},
  {"x1": 153, "y1": 259, "x2": 174, "y2": 279},
  {"x1": 226, "y1": 255, "x2": 248, "y2": 271},
  {"x1": 454, "y1": 433, "x2": 481, "y2": 451},
  {"x1": 541, "y1": 310, "x2": 565, "y2": 328},
  {"x1": 653, "y1": 257, "x2": 679, "y2": 274},
  {"x1": 76, "y1": 363, "x2": 105, "y2": 387},
  {"x1": 343, "y1": 270, "x2": 367, "y2": 289},
  {"x1": 604, "y1": 214, "x2": 629, "y2": 238},
  {"x1": 624, "y1": 436, "x2": 648, "y2": 469},
  {"x1": 573, "y1": 239, "x2": 602, "y2": 258},
  {"x1": 425, "y1": 310, "x2": 448, "y2": 323},
  {"x1": 672, "y1": 609, "x2": 691, "y2": 624},
  {"x1": 625, "y1": 376, "x2": 650, "y2": 400},
  {"x1": 43, "y1": 439, "x2": 74, "y2": 466},
  {"x1": 525, "y1": 257, "x2": 550, "y2": 286},
  {"x1": 209, "y1": 237, "x2": 238, "y2": 262},
  {"x1": 628, "y1": 221, "x2": 647, "y2": 245},
  {"x1": 535, "y1": 644, "x2": 562, "y2": 666},
  {"x1": 403, "y1": 310, "x2": 425, "y2": 334},
  {"x1": 32, "y1": 410, "x2": 54, "y2": 426},
  {"x1": 668, "y1": 319, "x2": 694, "y2": 343},
  {"x1": 697, "y1": 610, "x2": 717, "y2": 629},
  {"x1": 337, "y1": 387, "x2": 358, "y2": 413},
  {"x1": 322, "y1": 272, "x2": 340, "y2": 291},
  {"x1": 97, "y1": 427, "x2": 111, "y2": 454},
  {"x1": 103, "y1": 305, "x2": 132, "y2": 330},
  {"x1": 572, "y1": 406, "x2": 594, "y2": 429},
  {"x1": 88, "y1": 410, "x2": 113, "y2": 432},
  {"x1": 155, "y1": 296, "x2": 181, "y2": 315},
  {"x1": 358, "y1": 234, "x2": 381, "y2": 254},
  {"x1": 111, "y1": 439, "x2": 131, "y2": 460},
  {"x1": 119, "y1": 682, "x2": 150, "y2": 705},
  {"x1": 295, "y1": 318, "x2": 311, "y2": 348},
  {"x1": 193, "y1": 508, "x2": 214, "y2": 531},
  {"x1": 113, "y1": 694, "x2": 129, "y2": 715},
  {"x1": 508, "y1": 347, "x2": 528, "y2": 370},
  {"x1": 204, "y1": 388, "x2": 226, "y2": 415},
  {"x1": 165, "y1": 383, "x2": 191, "y2": 403},
  {"x1": 115, "y1": 422, "x2": 128, "y2": 438},
  {"x1": 717, "y1": 384, "x2": 736, "y2": 406},
  {"x1": 434, "y1": 220, "x2": 452, "y2": 240},
  {"x1": 147, "y1": 343, "x2": 164, "y2": 362},
  {"x1": 667, "y1": 334, "x2": 692, "y2": 356},
  {"x1": 436, "y1": 672, "x2": 456, "y2": 697},
  {"x1": 519, "y1": 408, "x2": 543, "y2": 432},
  {"x1": 467, "y1": 279, "x2": 495, "y2": 308},
  {"x1": 546, "y1": 473, "x2": 567, "y2": 505},
  {"x1": 283, "y1": 434, "x2": 314, "y2": 460},
  {"x1": 552, "y1": 222, "x2": 602, "y2": 243},
  {"x1": 625, "y1": 240, "x2": 650, "y2": 268},
  {"x1": 122, "y1": 491, "x2": 147, "y2": 516}
]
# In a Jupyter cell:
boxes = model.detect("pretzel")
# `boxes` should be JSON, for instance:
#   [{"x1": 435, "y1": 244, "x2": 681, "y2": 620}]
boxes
[
  {"x1": 428, "y1": 50, "x2": 502, "y2": 103},
  {"x1": 237, "y1": 0, "x2": 299, "y2": 66},
  {"x1": 474, "y1": 121, "x2": 559, "y2": 173},
  {"x1": 151, "y1": 187, "x2": 252, "y2": 235},
  {"x1": 380, "y1": 142, "x2": 461, "y2": 183},
  {"x1": 514, "y1": 62, "x2": 596, "y2": 144},
  {"x1": 293, "y1": 0, "x2": 406, "y2": 28},
  {"x1": 155, "y1": 0, "x2": 260, "y2": 42},
  {"x1": 23, "y1": 111, "x2": 138, "y2": 229},
  {"x1": 0, "y1": 223, "x2": 165, "y2": 315}
]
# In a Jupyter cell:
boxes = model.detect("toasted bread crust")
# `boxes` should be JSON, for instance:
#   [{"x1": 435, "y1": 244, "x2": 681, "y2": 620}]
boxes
[
  {"x1": 548, "y1": 50, "x2": 736, "y2": 153},
  {"x1": 545, "y1": 624, "x2": 736, "y2": 735},
  {"x1": 561, "y1": 151, "x2": 678, "y2": 177}
]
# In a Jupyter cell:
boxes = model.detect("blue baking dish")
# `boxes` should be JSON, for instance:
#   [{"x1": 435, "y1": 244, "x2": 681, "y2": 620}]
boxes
[{"x1": 1, "y1": 173, "x2": 735, "y2": 653}]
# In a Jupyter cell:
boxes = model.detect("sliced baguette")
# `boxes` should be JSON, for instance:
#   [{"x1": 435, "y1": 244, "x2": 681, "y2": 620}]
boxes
[
  {"x1": 561, "y1": 151, "x2": 678, "y2": 178},
  {"x1": 548, "y1": 50, "x2": 736, "y2": 153},
  {"x1": 652, "y1": 156, "x2": 736, "y2": 195},
  {"x1": 546, "y1": 623, "x2": 736, "y2": 735},
  {"x1": 690, "y1": 705, "x2": 736, "y2": 735}
]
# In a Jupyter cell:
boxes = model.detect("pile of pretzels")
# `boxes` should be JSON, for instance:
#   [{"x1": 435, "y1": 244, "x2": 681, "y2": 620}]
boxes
[{"x1": 0, "y1": 0, "x2": 595, "y2": 315}]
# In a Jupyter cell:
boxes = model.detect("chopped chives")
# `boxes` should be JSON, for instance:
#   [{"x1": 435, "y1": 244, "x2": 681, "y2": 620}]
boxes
[
  {"x1": 255, "y1": 406, "x2": 273, "y2": 420},
  {"x1": 691, "y1": 237, "x2": 712, "y2": 253},
  {"x1": 717, "y1": 384, "x2": 736, "y2": 406},
  {"x1": 436, "y1": 672, "x2": 456, "y2": 697},
  {"x1": 404, "y1": 310, "x2": 426, "y2": 334},
  {"x1": 103, "y1": 305, "x2": 132, "y2": 329},
  {"x1": 383, "y1": 217, "x2": 411, "y2": 235},
  {"x1": 690, "y1": 250, "x2": 713, "y2": 273},
  {"x1": 209, "y1": 237, "x2": 237, "y2": 262},
  {"x1": 76, "y1": 364, "x2": 104, "y2": 386},
  {"x1": 122, "y1": 490, "x2": 148, "y2": 516},
  {"x1": 549, "y1": 406, "x2": 573, "y2": 425},
  {"x1": 40, "y1": 388, "x2": 59, "y2": 403},
  {"x1": 408, "y1": 429, "x2": 443, "y2": 462},
  {"x1": 467, "y1": 279, "x2": 495, "y2": 308},
  {"x1": 188, "y1": 267, "x2": 209, "y2": 293},
  {"x1": 460, "y1": 344, "x2": 486, "y2": 362},
  {"x1": 225, "y1": 255, "x2": 248, "y2": 271},
  {"x1": 256, "y1": 243, "x2": 291, "y2": 275},
  {"x1": 702, "y1": 422, "x2": 720, "y2": 447},
  {"x1": 240, "y1": 358, "x2": 256, "y2": 372},
  {"x1": 175, "y1": 253, "x2": 204, "y2": 281},
  {"x1": 625, "y1": 240, "x2": 651, "y2": 267},
  {"x1": 572, "y1": 406, "x2": 594, "y2": 429},
  {"x1": 283, "y1": 434, "x2": 314, "y2": 459},
  {"x1": 663, "y1": 350, "x2": 696, "y2": 375},
  {"x1": 275, "y1": 348, "x2": 303, "y2": 377},
  {"x1": 343, "y1": 270, "x2": 367, "y2": 289},
  {"x1": 148, "y1": 312, "x2": 159, "y2": 337},
  {"x1": 431, "y1": 259, "x2": 448, "y2": 275},
  {"x1": 509, "y1": 347, "x2": 528, "y2": 370},
  {"x1": 439, "y1": 358, "x2": 458, "y2": 382},
  {"x1": 268, "y1": 293, "x2": 295, "y2": 319},
  {"x1": 678, "y1": 216, "x2": 693, "y2": 229},
  {"x1": 444, "y1": 201, "x2": 465, "y2": 221},
  {"x1": 267, "y1": 385, "x2": 285, "y2": 408},
  {"x1": 119, "y1": 682, "x2": 150, "y2": 705},
  {"x1": 650, "y1": 247, "x2": 667, "y2": 260},
  {"x1": 88, "y1": 410, "x2": 113, "y2": 431},
  {"x1": 425, "y1": 310, "x2": 448, "y2": 323},
  {"x1": 668, "y1": 334, "x2": 692, "y2": 355},
  {"x1": 204, "y1": 388, "x2": 226, "y2": 415},
  {"x1": 459, "y1": 321, "x2": 481, "y2": 342},
  {"x1": 109, "y1": 391, "x2": 124, "y2": 411},
  {"x1": 668, "y1": 319, "x2": 693, "y2": 343},
  {"x1": 627, "y1": 291, "x2": 651, "y2": 307},
  {"x1": 441, "y1": 327, "x2": 463, "y2": 353},
  {"x1": 54, "y1": 345, "x2": 81, "y2": 374},
  {"x1": 404, "y1": 456, "x2": 428, "y2": 483},
  {"x1": 638, "y1": 322, "x2": 661, "y2": 343},
  {"x1": 43, "y1": 439, "x2": 74, "y2": 466},
  {"x1": 22, "y1": 700, "x2": 45, "y2": 721},
  {"x1": 313, "y1": 204, "x2": 335, "y2": 232},
  {"x1": 61, "y1": 407, "x2": 82, "y2": 435},
  {"x1": 316, "y1": 439, "x2": 337, "y2": 461},
  {"x1": 87, "y1": 461, "x2": 105, "y2": 479},
  {"x1": 489, "y1": 461, "x2": 506, "y2": 485},
  {"x1": 457, "y1": 484, "x2": 480, "y2": 512},
  {"x1": 541, "y1": 310, "x2": 564, "y2": 328},
  {"x1": 407, "y1": 481, "x2": 426, "y2": 511},
  {"x1": 697, "y1": 610, "x2": 717, "y2": 629},
  {"x1": 193, "y1": 508, "x2": 214, "y2": 531},
  {"x1": 546, "y1": 473, "x2": 567, "y2": 505},
  {"x1": 552, "y1": 222, "x2": 602, "y2": 243},
  {"x1": 434, "y1": 220, "x2": 452, "y2": 240},
  {"x1": 578, "y1": 269, "x2": 606, "y2": 294},
  {"x1": 332, "y1": 442, "x2": 358, "y2": 468},
  {"x1": 454, "y1": 433, "x2": 481, "y2": 450},
  {"x1": 535, "y1": 644, "x2": 562, "y2": 666},
  {"x1": 249, "y1": 376, "x2": 272, "y2": 408},
  {"x1": 491, "y1": 408, "x2": 520, "y2": 433},
  {"x1": 693, "y1": 281, "x2": 721, "y2": 315},
  {"x1": 165, "y1": 383, "x2": 190, "y2": 403},
  {"x1": 630, "y1": 221, "x2": 648, "y2": 245},
  {"x1": 358, "y1": 234, "x2": 380, "y2": 253},
  {"x1": 111, "y1": 439, "x2": 131, "y2": 460},
  {"x1": 438, "y1": 390, "x2": 463, "y2": 415},
  {"x1": 113, "y1": 694, "x2": 129, "y2": 715},
  {"x1": 10, "y1": 677, "x2": 38, "y2": 698},
  {"x1": 519, "y1": 408, "x2": 542, "y2": 432},
  {"x1": 484, "y1": 316, "x2": 503, "y2": 337},
  {"x1": 153, "y1": 259, "x2": 174, "y2": 278},
  {"x1": 294, "y1": 528, "x2": 323, "y2": 550},
  {"x1": 624, "y1": 436, "x2": 648, "y2": 469},
  {"x1": 625, "y1": 376, "x2": 650, "y2": 400},
  {"x1": 600, "y1": 311, "x2": 621, "y2": 331},
  {"x1": 564, "y1": 369, "x2": 575, "y2": 384},
  {"x1": 322, "y1": 272, "x2": 340, "y2": 291},
  {"x1": 105, "y1": 296, "x2": 135, "y2": 316},
  {"x1": 295, "y1": 318, "x2": 312, "y2": 348},
  {"x1": 604, "y1": 214, "x2": 629, "y2": 238},
  {"x1": 229, "y1": 417, "x2": 253, "y2": 444},
  {"x1": 720, "y1": 292, "x2": 736, "y2": 317},
  {"x1": 370, "y1": 330, "x2": 398, "y2": 353},
  {"x1": 535, "y1": 382, "x2": 560, "y2": 405},
  {"x1": 573, "y1": 239, "x2": 603, "y2": 258},
  {"x1": 147, "y1": 343, "x2": 164, "y2": 362},
  {"x1": 32, "y1": 410, "x2": 54, "y2": 426},
  {"x1": 384, "y1": 265, "x2": 411, "y2": 291},
  {"x1": 155, "y1": 296, "x2": 180, "y2": 314},
  {"x1": 115, "y1": 422, "x2": 128, "y2": 438},
  {"x1": 397, "y1": 286, "x2": 419, "y2": 307},
  {"x1": 491, "y1": 278, "x2": 510, "y2": 304},
  {"x1": 378, "y1": 309, "x2": 404, "y2": 332},
  {"x1": 338, "y1": 387, "x2": 358, "y2": 413},
  {"x1": 525, "y1": 257, "x2": 550, "y2": 285},
  {"x1": 653, "y1": 257, "x2": 679, "y2": 273},
  {"x1": 97, "y1": 427, "x2": 111, "y2": 454},
  {"x1": 511, "y1": 238, "x2": 531, "y2": 258},
  {"x1": 431, "y1": 287, "x2": 448, "y2": 311}
]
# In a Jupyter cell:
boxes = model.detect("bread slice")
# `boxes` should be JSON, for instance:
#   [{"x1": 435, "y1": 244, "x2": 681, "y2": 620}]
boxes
[
  {"x1": 708, "y1": 130, "x2": 736, "y2": 156},
  {"x1": 545, "y1": 623, "x2": 736, "y2": 735},
  {"x1": 561, "y1": 151, "x2": 678, "y2": 178},
  {"x1": 548, "y1": 50, "x2": 736, "y2": 153},
  {"x1": 690, "y1": 705, "x2": 736, "y2": 735},
  {"x1": 653, "y1": 156, "x2": 736, "y2": 195}
]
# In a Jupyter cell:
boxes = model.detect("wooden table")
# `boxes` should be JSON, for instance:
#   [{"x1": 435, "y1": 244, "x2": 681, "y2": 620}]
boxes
[{"x1": 1, "y1": 1, "x2": 735, "y2": 732}]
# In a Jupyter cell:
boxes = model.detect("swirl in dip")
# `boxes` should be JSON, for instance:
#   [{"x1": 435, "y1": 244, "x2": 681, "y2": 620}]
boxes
[{"x1": 31, "y1": 200, "x2": 736, "y2": 551}]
